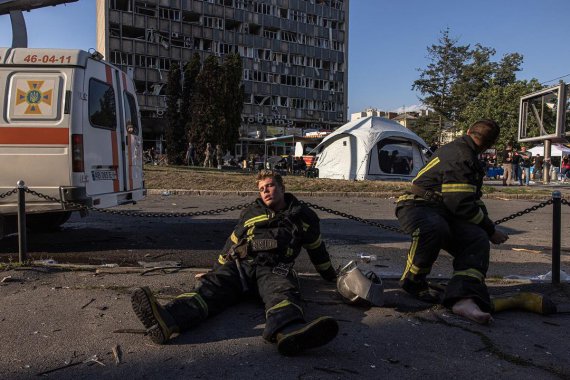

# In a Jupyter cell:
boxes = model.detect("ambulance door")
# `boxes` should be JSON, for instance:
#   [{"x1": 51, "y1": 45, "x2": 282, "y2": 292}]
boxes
[
  {"x1": 82, "y1": 60, "x2": 126, "y2": 202},
  {"x1": 121, "y1": 79, "x2": 144, "y2": 191}
]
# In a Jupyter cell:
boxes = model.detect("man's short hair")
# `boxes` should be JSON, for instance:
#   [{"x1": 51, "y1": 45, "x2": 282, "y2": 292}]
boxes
[
  {"x1": 469, "y1": 119, "x2": 500, "y2": 147},
  {"x1": 256, "y1": 169, "x2": 284, "y2": 189}
]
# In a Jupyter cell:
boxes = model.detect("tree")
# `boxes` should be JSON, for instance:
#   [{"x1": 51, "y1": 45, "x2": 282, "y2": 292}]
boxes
[
  {"x1": 165, "y1": 63, "x2": 186, "y2": 165},
  {"x1": 220, "y1": 53, "x2": 244, "y2": 153},
  {"x1": 494, "y1": 53, "x2": 523, "y2": 87},
  {"x1": 409, "y1": 114, "x2": 441, "y2": 146},
  {"x1": 451, "y1": 44, "x2": 497, "y2": 124},
  {"x1": 457, "y1": 79, "x2": 542, "y2": 149},
  {"x1": 182, "y1": 53, "x2": 201, "y2": 143},
  {"x1": 190, "y1": 55, "x2": 223, "y2": 162},
  {"x1": 414, "y1": 29, "x2": 530, "y2": 147},
  {"x1": 412, "y1": 28, "x2": 470, "y2": 124}
]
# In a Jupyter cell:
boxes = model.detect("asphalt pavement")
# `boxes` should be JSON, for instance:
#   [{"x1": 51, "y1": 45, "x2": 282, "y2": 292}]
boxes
[{"x1": 1, "y1": 184, "x2": 570, "y2": 379}]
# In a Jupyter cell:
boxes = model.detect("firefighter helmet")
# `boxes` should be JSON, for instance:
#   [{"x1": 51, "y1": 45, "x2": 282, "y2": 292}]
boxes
[{"x1": 336, "y1": 260, "x2": 384, "y2": 306}]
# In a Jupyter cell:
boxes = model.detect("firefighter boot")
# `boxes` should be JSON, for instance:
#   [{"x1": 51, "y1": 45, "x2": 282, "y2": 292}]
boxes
[
  {"x1": 492, "y1": 292, "x2": 557, "y2": 315},
  {"x1": 400, "y1": 278, "x2": 442, "y2": 303},
  {"x1": 276, "y1": 316, "x2": 339, "y2": 356},
  {"x1": 131, "y1": 287, "x2": 179, "y2": 344}
]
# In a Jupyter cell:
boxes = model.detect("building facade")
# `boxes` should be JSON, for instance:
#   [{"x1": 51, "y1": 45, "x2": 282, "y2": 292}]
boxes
[
  {"x1": 96, "y1": 0, "x2": 349, "y2": 155},
  {"x1": 350, "y1": 108, "x2": 397, "y2": 121}
]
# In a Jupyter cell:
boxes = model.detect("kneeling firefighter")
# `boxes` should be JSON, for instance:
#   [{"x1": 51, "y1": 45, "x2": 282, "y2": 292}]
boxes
[{"x1": 131, "y1": 170, "x2": 338, "y2": 356}]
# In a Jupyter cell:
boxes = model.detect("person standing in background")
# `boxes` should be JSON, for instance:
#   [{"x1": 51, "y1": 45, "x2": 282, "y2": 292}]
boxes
[
  {"x1": 203, "y1": 142, "x2": 214, "y2": 168},
  {"x1": 516, "y1": 146, "x2": 532, "y2": 186},
  {"x1": 216, "y1": 144, "x2": 223, "y2": 169},
  {"x1": 501, "y1": 144, "x2": 513, "y2": 186}
]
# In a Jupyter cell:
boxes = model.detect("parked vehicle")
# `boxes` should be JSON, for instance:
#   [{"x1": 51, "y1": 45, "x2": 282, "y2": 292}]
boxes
[{"x1": 0, "y1": 47, "x2": 145, "y2": 236}]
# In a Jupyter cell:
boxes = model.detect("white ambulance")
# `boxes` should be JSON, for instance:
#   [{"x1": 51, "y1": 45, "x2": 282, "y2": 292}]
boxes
[{"x1": 0, "y1": 48, "x2": 145, "y2": 235}]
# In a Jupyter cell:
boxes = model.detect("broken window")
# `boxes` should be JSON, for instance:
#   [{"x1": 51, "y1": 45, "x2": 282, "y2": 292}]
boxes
[
  {"x1": 159, "y1": 7, "x2": 180, "y2": 21},
  {"x1": 203, "y1": 16, "x2": 224, "y2": 30},
  {"x1": 121, "y1": 25, "x2": 146, "y2": 39},
  {"x1": 225, "y1": 19, "x2": 240, "y2": 31},
  {"x1": 182, "y1": 11, "x2": 200, "y2": 24},
  {"x1": 134, "y1": 1, "x2": 156, "y2": 17},
  {"x1": 281, "y1": 31, "x2": 296, "y2": 42},
  {"x1": 254, "y1": 95, "x2": 271, "y2": 105},
  {"x1": 253, "y1": 3, "x2": 272, "y2": 15},
  {"x1": 248, "y1": 23, "x2": 261, "y2": 35},
  {"x1": 263, "y1": 28, "x2": 277, "y2": 40},
  {"x1": 111, "y1": 0, "x2": 131, "y2": 11}
]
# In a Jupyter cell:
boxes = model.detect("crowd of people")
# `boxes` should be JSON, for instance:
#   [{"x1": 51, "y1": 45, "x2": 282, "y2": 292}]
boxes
[
  {"x1": 180, "y1": 142, "x2": 313, "y2": 175},
  {"x1": 479, "y1": 144, "x2": 570, "y2": 186}
]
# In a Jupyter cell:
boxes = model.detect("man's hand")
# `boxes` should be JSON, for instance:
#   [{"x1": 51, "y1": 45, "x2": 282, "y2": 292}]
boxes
[{"x1": 490, "y1": 230, "x2": 509, "y2": 244}]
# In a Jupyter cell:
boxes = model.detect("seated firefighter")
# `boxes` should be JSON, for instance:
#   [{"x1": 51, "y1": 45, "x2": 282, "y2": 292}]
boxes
[
  {"x1": 395, "y1": 119, "x2": 509, "y2": 324},
  {"x1": 130, "y1": 170, "x2": 339, "y2": 355}
]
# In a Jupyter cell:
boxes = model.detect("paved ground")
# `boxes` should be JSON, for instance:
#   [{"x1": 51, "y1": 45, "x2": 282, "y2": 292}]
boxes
[{"x1": 1, "y1": 185, "x2": 570, "y2": 379}]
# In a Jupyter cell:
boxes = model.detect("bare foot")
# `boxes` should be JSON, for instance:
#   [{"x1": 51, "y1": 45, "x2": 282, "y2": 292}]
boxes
[{"x1": 452, "y1": 298, "x2": 493, "y2": 324}]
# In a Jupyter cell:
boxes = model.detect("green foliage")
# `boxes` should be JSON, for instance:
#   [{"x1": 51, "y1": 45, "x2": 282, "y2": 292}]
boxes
[
  {"x1": 182, "y1": 53, "x2": 202, "y2": 143},
  {"x1": 190, "y1": 55, "x2": 223, "y2": 162},
  {"x1": 412, "y1": 28, "x2": 470, "y2": 123},
  {"x1": 167, "y1": 53, "x2": 245, "y2": 163},
  {"x1": 220, "y1": 53, "x2": 244, "y2": 153},
  {"x1": 457, "y1": 79, "x2": 542, "y2": 149},
  {"x1": 495, "y1": 53, "x2": 523, "y2": 86},
  {"x1": 451, "y1": 44, "x2": 497, "y2": 124},
  {"x1": 409, "y1": 114, "x2": 441, "y2": 145},
  {"x1": 187, "y1": 54, "x2": 245, "y2": 161},
  {"x1": 414, "y1": 28, "x2": 535, "y2": 149},
  {"x1": 165, "y1": 63, "x2": 186, "y2": 165}
]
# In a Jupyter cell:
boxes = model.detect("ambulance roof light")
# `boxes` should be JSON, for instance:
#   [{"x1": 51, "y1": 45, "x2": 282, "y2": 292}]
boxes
[{"x1": 88, "y1": 48, "x2": 104, "y2": 61}]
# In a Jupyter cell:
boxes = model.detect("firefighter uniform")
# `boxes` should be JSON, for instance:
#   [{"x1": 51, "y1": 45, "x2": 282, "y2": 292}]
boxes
[
  {"x1": 162, "y1": 193, "x2": 336, "y2": 341},
  {"x1": 396, "y1": 135, "x2": 496, "y2": 311}
]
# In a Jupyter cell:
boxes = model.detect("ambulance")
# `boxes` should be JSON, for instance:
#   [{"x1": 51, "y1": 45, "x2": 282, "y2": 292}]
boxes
[{"x1": 0, "y1": 48, "x2": 145, "y2": 235}]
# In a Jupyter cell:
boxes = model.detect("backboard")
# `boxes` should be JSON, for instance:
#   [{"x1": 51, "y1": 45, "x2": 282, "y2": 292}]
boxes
[{"x1": 518, "y1": 82, "x2": 570, "y2": 143}]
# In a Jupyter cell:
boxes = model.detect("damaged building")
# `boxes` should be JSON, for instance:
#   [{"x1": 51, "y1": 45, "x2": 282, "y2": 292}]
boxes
[{"x1": 96, "y1": 0, "x2": 349, "y2": 156}]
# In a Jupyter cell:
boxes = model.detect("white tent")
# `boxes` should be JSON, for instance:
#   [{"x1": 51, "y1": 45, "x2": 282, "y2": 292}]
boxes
[
  {"x1": 314, "y1": 116, "x2": 429, "y2": 180},
  {"x1": 529, "y1": 143, "x2": 570, "y2": 158}
]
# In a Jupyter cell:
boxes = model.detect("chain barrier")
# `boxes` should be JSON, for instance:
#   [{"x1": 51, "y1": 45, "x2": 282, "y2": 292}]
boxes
[
  {"x1": 562, "y1": 199, "x2": 570, "y2": 207},
  {"x1": 493, "y1": 199, "x2": 553, "y2": 225},
  {"x1": 0, "y1": 188, "x2": 17, "y2": 199},
  {"x1": 300, "y1": 200, "x2": 405, "y2": 234},
  {"x1": 23, "y1": 188, "x2": 253, "y2": 218},
  {"x1": 15, "y1": 187, "x2": 560, "y2": 228}
]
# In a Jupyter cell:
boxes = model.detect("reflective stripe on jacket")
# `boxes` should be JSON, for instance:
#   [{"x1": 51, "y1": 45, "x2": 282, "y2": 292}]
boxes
[{"x1": 403, "y1": 135, "x2": 495, "y2": 236}]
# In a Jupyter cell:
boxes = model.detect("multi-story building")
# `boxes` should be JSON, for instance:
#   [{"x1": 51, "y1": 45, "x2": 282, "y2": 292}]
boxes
[
  {"x1": 350, "y1": 108, "x2": 397, "y2": 121},
  {"x1": 96, "y1": 0, "x2": 349, "y2": 156}
]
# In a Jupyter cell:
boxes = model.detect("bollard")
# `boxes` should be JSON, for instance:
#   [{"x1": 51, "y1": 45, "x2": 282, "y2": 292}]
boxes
[
  {"x1": 17, "y1": 180, "x2": 28, "y2": 263},
  {"x1": 551, "y1": 191, "x2": 561, "y2": 284}
]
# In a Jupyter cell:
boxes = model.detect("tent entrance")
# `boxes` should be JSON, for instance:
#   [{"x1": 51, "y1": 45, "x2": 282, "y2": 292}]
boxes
[{"x1": 369, "y1": 138, "x2": 416, "y2": 176}]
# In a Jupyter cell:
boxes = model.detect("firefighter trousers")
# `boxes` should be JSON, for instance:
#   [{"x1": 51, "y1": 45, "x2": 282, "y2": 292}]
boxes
[
  {"x1": 396, "y1": 203, "x2": 492, "y2": 311},
  {"x1": 163, "y1": 258, "x2": 305, "y2": 341}
]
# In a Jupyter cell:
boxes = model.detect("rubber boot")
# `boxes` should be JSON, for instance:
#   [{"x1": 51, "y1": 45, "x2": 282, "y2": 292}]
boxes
[
  {"x1": 492, "y1": 292, "x2": 557, "y2": 315},
  {"x1": 131, "y1": 287, "x2": 180, "y2": 344},
  {"x1": 400, "y1": 278, "x2": 442, "y2": 303},
  {"x1": 276, "y1": 316, "x2": 339, "y2": 356}
]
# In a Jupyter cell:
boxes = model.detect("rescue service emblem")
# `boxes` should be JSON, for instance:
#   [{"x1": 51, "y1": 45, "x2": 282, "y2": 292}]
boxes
[{"x1": 14, "y1": 79, "x2": 54, "y2": 116}]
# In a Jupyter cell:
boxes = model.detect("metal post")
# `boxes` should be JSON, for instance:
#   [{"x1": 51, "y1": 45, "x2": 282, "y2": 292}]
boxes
[
  {"x1": 544, "y1": 139, "x2": 551, "y2": 184},
  {"x1": 552, "y1": 191, "x2": 561, "y2": 284},
  {"x1": 17, "y1": 180, "x2": 27, "y2": 263}
]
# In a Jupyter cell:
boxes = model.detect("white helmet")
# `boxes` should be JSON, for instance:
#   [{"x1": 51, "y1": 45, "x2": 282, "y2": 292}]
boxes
[{"x1": 337, "y1": 260, "x2": 384, "y2": 307}]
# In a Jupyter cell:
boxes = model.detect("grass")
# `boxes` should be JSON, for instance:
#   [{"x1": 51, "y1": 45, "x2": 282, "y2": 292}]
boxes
[{"x1": 144, "y1": 165, "x2": 559, "y2": 198}]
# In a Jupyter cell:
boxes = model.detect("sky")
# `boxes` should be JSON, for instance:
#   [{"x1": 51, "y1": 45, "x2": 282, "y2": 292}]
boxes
[{"x1": 2, "y1": 0, "x2": 570, "y2": 115}]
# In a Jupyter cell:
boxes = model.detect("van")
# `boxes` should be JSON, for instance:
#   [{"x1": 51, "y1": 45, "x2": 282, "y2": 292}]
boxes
[{"x1": 0, "y1": 48, "x2": 145, "y2": 235}]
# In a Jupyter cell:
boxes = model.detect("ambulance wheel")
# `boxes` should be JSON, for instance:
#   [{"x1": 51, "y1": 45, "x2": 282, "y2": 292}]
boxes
[{"x1": 26, "y1": 212, "x2": 72, "y2": 232}]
